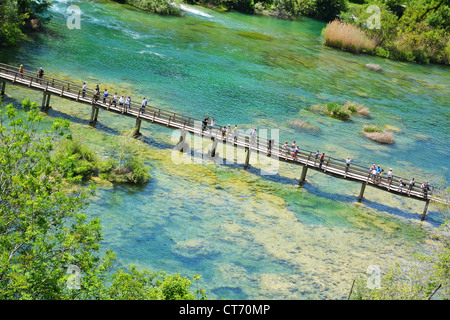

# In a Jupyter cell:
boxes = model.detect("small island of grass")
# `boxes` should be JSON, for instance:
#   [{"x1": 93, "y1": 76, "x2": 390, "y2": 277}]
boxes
[{"x1": 362, "y1": 125, "x2": 395, "y2": 144}]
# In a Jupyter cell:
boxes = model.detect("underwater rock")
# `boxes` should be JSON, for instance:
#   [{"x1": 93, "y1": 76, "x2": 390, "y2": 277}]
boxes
[
  {"x1": 362, "y1": 131, "x2": 395, "y2": 144},
  {"x1": 365, "y1": 63, "x2": 383, "y2": 72},
  {"x1": 173, "y1": 238, "x2": 216, "y2": 258}
]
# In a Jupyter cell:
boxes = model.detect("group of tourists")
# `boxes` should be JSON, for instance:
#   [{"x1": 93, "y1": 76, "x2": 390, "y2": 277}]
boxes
[
  {"x1": 83, "y1": 82, "x2": 151, "y2": 114},
  {"x1": 367, "y1": 163, "x2": 431, "y2": 197}
]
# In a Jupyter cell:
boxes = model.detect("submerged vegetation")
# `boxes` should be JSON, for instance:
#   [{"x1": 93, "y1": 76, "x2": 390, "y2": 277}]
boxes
[
  {"x1": 350, "y1": 219, "x2": 450, "y2": 300},
  {"x1": 54, "y1": 132, "x2": 151, "y2": 185}
]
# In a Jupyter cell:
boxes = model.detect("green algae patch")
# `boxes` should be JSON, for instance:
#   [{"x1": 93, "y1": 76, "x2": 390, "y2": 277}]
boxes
[
  {"x1": 286, "y1": 119, "x2": 321, "y2": 133},
  {"x1": 238, "y1": 31, "x2": 274, "y2": 41}
]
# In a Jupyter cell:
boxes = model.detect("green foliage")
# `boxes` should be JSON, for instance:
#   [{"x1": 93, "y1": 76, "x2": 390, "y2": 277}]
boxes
[
  {"x1": 326, "y1": 102, "x2": 351, "y2": 120},
  {"x1": 339, "y1": 0, "x2": 450, "y2": 64},
  {"x1": 350, "y1": 219, "x2": 450, "y2": 300},
  {"x1": 363, "y1": 125, "x2": 383, "y2": 133},
  {"x1": 117, "y1": 0, "x2": 182, "y2": 15},
  {"x1": 0, "y1": 0, "x2": 52, "y2": 46},
  {"x1": 0, "y1": 100, "x2": 204, "y2": 300},
  {"x1": 312, "y1": 0, "x2": 348, "y2": 21},
  {"x1": 53, "y1": 137, "x2": 99, "y2": 182},
  {"x1": 101, "y1": 131, "x2": 152, "y2": 184}
]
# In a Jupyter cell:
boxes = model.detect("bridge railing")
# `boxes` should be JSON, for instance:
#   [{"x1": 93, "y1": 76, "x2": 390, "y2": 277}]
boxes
[{"x1": 0, "y1": 63, "x2": 439, "y2": 200}]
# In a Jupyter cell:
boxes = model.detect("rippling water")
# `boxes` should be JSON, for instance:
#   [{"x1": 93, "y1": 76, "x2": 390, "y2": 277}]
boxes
[{"x1": 1, "y1": 0, "x2": 449, "y2": 299}]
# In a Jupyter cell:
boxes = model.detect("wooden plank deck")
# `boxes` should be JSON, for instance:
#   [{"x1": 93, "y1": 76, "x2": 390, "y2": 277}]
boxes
[{"x1": 1, "y1": 63, "x2": 448, "y2": 218}]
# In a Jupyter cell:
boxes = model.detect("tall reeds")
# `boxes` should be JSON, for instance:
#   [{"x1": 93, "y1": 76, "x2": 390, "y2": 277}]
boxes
[{"x1": 323, "y1": 20, "x2": 376, "y2": 54}]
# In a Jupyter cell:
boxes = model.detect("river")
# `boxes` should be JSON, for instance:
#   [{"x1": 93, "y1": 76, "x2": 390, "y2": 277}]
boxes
[{"x1": 0, "y1": 0, "x2": 449, "y2": 299}]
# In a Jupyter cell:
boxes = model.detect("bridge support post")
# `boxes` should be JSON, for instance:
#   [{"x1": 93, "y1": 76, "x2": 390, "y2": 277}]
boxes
[
  {"x1": 299, "y1": 166, "x2": 308, "y2": 186},
  {"x1": 90, "y1": 106, "x2": 99, "y2": 126},
  {"x1": 132, "y1": 118, "x2": 142, "y2": 138},
  {"x1": 41, "y1": 92, "x2": 51, "y2": 111},
  {"x1": 244, "y1": 147, "x2": 251, "y2": 169},
  {"x1": 358, "y1": 183, "x2": 367, "y2": 202},
  {"x1": 210, "y1": 138, "x2": 218, "y2": 158},
  {"x1": 421, "y1": 200, "x2": 430, "y2": 221},
  {"x1": 1, "y1": 80, "x2": 5, "y2": 96}
]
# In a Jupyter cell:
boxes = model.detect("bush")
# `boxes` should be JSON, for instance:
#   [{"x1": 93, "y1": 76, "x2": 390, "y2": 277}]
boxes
[
  {"x1": 326, "y1": 102, "x2": 351, "y2": 120},
  {"x1": 323, "y1": 20, "x2": 376, "y2": 53},
  {"x1": 343, "y1": 101, "x2": 370, "y2": 116},
  {"x1": 312, "y1": 0, "x2": 348, "y2": 21},
  {"x1": 53, "y1": 137, "x2": 99, "y2": 181},
  {"x1": 363, "y1": 125, "x2": 383, "y2": 133},
  {"x1": 121, "y1": 0, "x2": 181, "y2": 15}
]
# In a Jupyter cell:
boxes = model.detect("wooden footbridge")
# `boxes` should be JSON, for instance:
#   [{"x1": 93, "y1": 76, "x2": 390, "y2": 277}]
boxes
[{"x1": 0, "y1": 63, "x2": 448, "y2": 220}]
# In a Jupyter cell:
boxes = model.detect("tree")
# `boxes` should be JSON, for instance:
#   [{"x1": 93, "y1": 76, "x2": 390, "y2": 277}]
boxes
[
  {"x1": 0, "y1": 0, "x2": 52, "y2": 46},
  {"x1": 312, "y1": 0, "x2": 348, "y2": 21},
  {"x1": 0, "y1": 100, "x2": 204, "y2": 299}
]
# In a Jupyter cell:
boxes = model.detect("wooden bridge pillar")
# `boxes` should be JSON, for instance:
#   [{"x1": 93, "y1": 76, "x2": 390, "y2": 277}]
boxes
[
  {"x1": 421, "y1": 200, "x2": 430, "y2": 221},
  {"x1": 40, "y1": 92, "x2": 51, "y2": 111},
  {"x1": 132, "y1": 118, "x2": 142, "y2": 138},
  {"x1": 358, "y1": 183, "x2": 367, "y2": 202},
  {"x1": 244, "y1": 147, "x2": 251, "y2": 169},
  {"x1": 90, "y1": 106, "x2": 99, "y2": 126},
  {"x1": 299, "y1": 166, "x2": 308, "y2": 186},
  {"x1": 210, "y1": 138, "x2": 218, "y2": 158},
  {"x1": 1, "y1": 80, "x2": 5, "y2": 96}
]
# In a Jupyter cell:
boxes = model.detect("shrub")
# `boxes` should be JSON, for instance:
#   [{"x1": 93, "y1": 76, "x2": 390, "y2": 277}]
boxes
[
  {"x1": 312, "y1": 0, "x2": 348, "y2": 21},
  {"x1": 122, "y1": 0, "x2": 181, "y2": 15},
  {"x1": 326, "y1": 102, "x2": 351, "y2": 120},
  {"x1": 363, "y1": 125, "x2": 383, "y2": 133},
  {"x1": 53, "y1": 137, "x2": 99, "y2": 181},
  {"x1": 343, "y1": 101, "x2": 370, "y2": 116}
]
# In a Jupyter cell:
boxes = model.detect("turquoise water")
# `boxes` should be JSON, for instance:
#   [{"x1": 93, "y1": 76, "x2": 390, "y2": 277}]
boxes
[{"x1": 1, "y1": 0, "x2": 449, "y2": 299}]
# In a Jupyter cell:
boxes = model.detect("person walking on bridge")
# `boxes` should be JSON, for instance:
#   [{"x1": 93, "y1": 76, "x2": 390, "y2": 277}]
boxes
[
  {"x1": 103, "y1": 89, "x2": 109, "y2": 103},
  {"x1": 82, "y1": 82, "x2": 87, "y2": 98},
  {"x1": 407, "y1": 178, "x2": 415, "y2": 196},
  {"x1": 19, "y1": 64, "x2": 23, "y2": 78},
  {"x1": 345, "y1": 157, "x2": 351, "y2": 174},
  {"x1": 37, "y1": 67, "x2": 44, "y2": 84},
  {"x1": 125, "y1": 96, "x2": 131, "y2": 112},
  {"x1": 319, "y1": 152, "x2": 325, "y2": 169},
  {"x1": 141, "y1": 97, "x2": 147, "y2": 113}
]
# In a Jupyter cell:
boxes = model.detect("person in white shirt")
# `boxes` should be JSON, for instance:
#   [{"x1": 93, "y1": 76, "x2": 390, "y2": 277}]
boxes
[
  {"x1": 125, "y1": 96, "x2": 131, "y2": 111},
  {"x1": 141, "y1": 97, "x2": 147, "y2": 112}
]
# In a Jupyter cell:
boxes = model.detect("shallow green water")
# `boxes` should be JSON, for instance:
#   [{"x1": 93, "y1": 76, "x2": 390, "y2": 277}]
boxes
[{"x1": 1, "y1": 0, "x2": 449, "y2": 299}]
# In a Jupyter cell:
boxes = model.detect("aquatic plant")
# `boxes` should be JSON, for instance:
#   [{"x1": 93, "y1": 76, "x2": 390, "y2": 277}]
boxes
[
  {"x1": 286, "y1": 119, "x2": 320, "y2": 132},
  {"x1": 343, "y1": 101, "x2": 370, "y2": 117},
  {"x1": 362, "y1": 125, "x2": 394, "y2": 144},
  {"x1": 326, "y1": 102, "x2": 351, "y2": 120}
]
